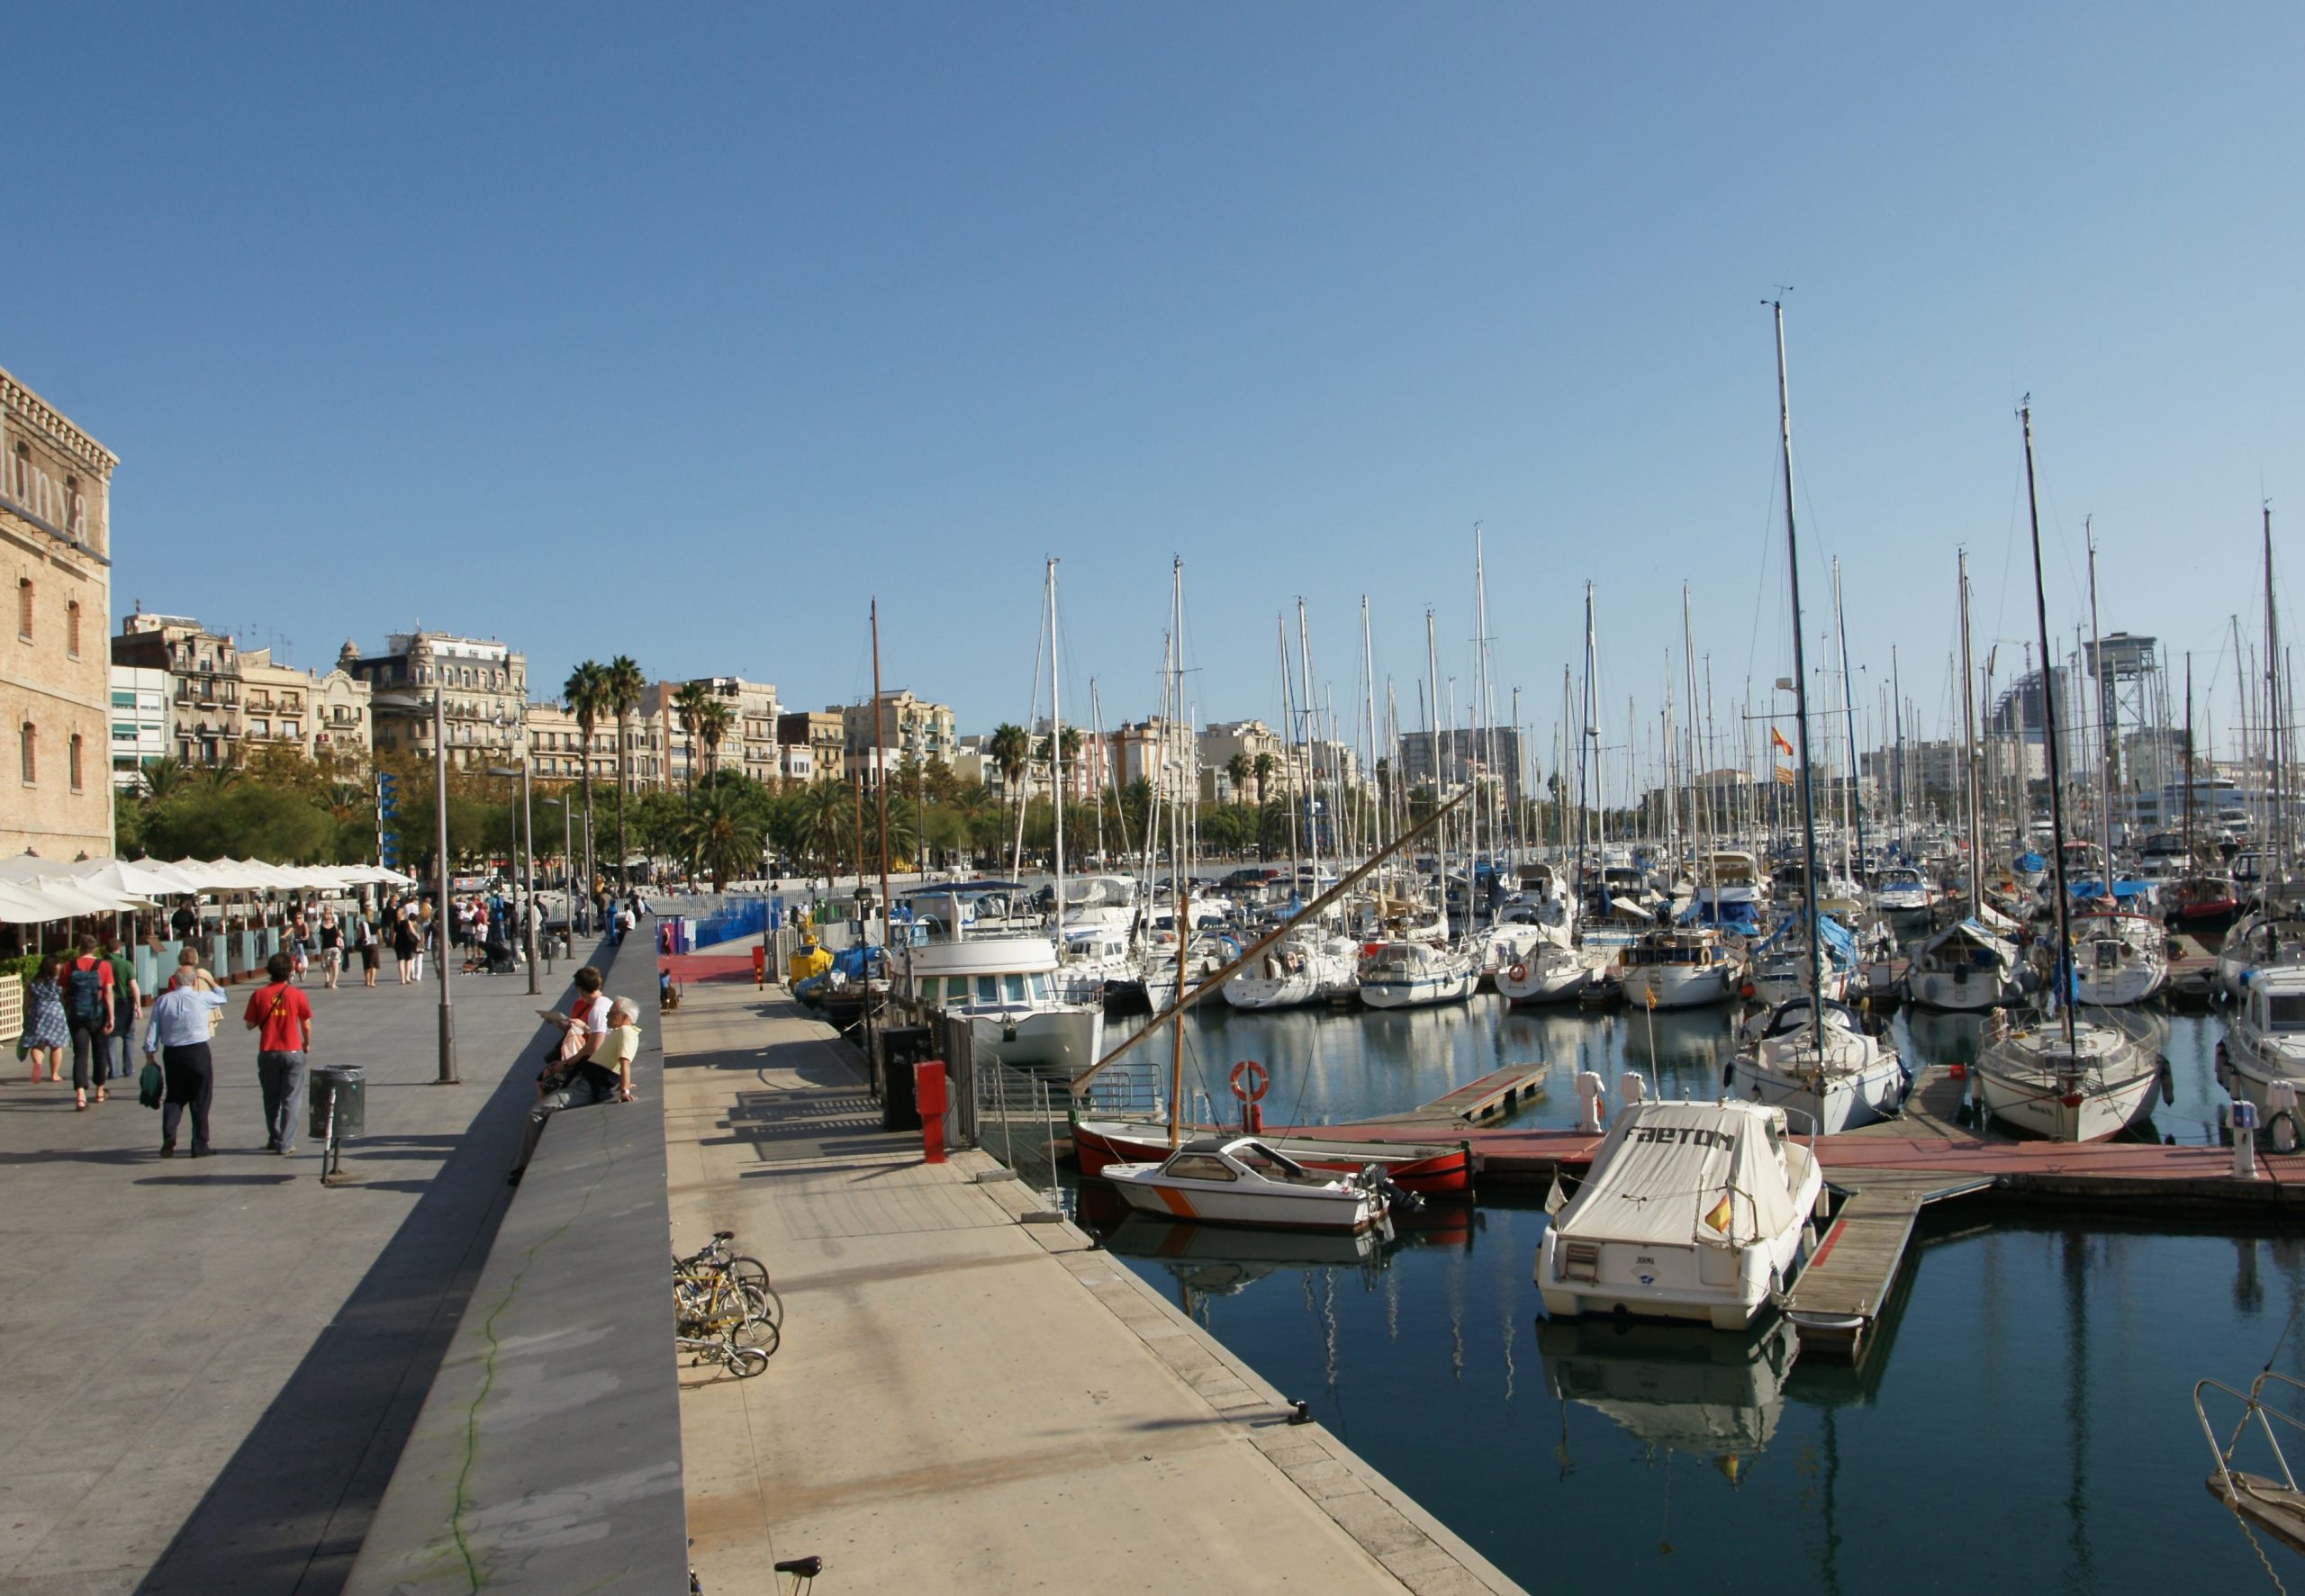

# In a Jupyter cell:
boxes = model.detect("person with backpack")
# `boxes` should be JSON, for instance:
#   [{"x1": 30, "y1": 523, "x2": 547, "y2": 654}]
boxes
[
  {"x1": 243, "y1": 952, "x2": 315, "y2": 1154},
  {"x1": 98, "y1": 931, "x2": 141, "y2": 1084},
  {"x1": 63, "y1": 934, "x2": 115, "y2": 1111}
]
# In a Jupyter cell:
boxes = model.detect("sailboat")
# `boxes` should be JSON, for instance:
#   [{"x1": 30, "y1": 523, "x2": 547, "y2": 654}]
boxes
[
  {"x1": 1357, "y1": 608, "x2": 1478, "y2": 1009},
  {"x1": 1724, "y1": 302, "x2": 1911, "y2": 1134},
  {"x1": 1971, "y1": 403, "x2": 2165, "y2": 1142},
  {"x1": 2067, "y1": 528, "x2": 2169, "y2": 1006}
]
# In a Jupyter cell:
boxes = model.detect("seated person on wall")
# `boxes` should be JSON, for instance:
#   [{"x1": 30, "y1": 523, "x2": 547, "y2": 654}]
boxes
[{"x1": 509, "y1": 992, "x2": 639, "y2": 1186}]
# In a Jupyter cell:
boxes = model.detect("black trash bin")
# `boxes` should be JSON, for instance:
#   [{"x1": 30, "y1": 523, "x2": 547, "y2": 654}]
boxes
[
  {"x1": 308, "y1": 1064, "x2": 366, "y2": 1141},
  {"x1": 879, "y1": 1025, "x2": 933, "y2": 1131}
]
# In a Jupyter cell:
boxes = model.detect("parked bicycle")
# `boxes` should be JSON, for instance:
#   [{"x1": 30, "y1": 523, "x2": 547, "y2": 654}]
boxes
[{"x1": 673, "y1": 1231, "x2": 781, "y2": 1375}]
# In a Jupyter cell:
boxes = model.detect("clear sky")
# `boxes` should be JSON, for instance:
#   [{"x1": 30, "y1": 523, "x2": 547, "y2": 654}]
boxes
[{"x1": 17, "y1": 3, "x2": 2304, "y2": 776}]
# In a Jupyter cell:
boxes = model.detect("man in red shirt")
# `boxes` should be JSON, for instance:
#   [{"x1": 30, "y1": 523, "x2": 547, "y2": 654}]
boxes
[{"x1": 244, "y1": 952, "x2": 316, "y2": 1154}]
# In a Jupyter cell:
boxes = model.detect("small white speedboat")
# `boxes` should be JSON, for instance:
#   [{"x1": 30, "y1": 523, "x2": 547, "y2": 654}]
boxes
[
  {"x1": 1536, "y1": 1099, "x2": 1823, "y2": 1331},
  {"x1": 1103, "y1": 1136, "x2": 1390, "y2": 1232}
]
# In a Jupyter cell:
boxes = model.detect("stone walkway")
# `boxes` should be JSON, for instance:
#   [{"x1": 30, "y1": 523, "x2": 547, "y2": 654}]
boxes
[
  {"x1": 662, "y1": 966, "x2": 1524, "y2": 1595},
  {"x1": 0, "y1": 941, "x2": 640, "y2": 1596}
]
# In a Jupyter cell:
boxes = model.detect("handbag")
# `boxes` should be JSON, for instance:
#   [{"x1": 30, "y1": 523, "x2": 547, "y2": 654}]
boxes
[{"x1": 138, "y1": 1059, "x2": 164, "y2": 1109}]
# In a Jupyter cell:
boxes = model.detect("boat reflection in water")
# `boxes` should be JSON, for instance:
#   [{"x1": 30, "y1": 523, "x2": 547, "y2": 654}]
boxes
[
  {"x1": 1616, "y1": 1005, "x2": 1739, "y2": 1096},
  {"x1": 1095, "y1": 1204, "x2": 1480, "y2": 1302},
  {"x1": 1541, "y1": 1317, "x2": 1798, "y2": 1484}
]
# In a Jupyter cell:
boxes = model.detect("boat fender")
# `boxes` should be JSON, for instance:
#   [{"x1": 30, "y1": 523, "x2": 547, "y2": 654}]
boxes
[
  {"x1": 1722, "y1": 1061, "x2": 1736, "y2": 1091},
  {"x1": 1229, "y1": 1059, "x2": 1270, "y2": 1103},
  {"x1": 2158, "y1": 1055, "x2": 2175, "y2": 1107},
  {"x1": 1507, "y1": 962, "x2": 1527, "y2": 983},
  {"x1": 1740, "y1": 982, "x2": 1756, "y2": 999}
]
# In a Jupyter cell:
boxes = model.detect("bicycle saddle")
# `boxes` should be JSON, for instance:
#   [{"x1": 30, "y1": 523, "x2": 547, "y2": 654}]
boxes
[
  {"x1": 713, "y1": 1230, "x2": 735, "y2": 1240},
  {"x1": 774, "y1": 1555, "x2": 823, "y2": 1577}
]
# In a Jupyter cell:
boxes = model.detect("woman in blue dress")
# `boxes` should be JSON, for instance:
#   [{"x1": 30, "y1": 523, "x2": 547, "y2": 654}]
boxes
[{"x1": 23, "y1": 954, "x2": 69, "y2": 1087}]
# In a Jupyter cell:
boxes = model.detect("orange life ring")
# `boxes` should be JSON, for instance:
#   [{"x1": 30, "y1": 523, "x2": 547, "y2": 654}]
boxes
[
  {"x1": 1229, "y1": 1059, "x2": 1270, "y2": 1102},
  {"x1": 1507, "y1": 962, "x2": 1528, "y2": 983}
]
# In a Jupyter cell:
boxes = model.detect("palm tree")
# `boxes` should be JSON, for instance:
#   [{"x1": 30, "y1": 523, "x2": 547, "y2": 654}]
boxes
[
  {"x1": 604, "y1": 654, "x2": 645, "y2": 891},
  {"x1": 672, "y1": 680, "x2": 713, "y2": 796},
  {"x1": 1225, "y1": 753, "x2": 1252, "y2": 806},
  {"x1": 989, "y1": 722, "x2": 1031, "y2": 828},
  {"x1": 799, "y1": 779, "x2": 855, "y2": 888},
  {"x1": 565, "y1": 661, "x2": 609, "y2": 906},
  {"x1": 1252, "y1": 752, "x2": 1279, "y2": 807},
  {"x1": 695, "y1": 698, "x2": 734, "y2": 786},
  {"x1": 682, "y1": 786, "x2": 767, "y2": 890},
  {"x1": 137, "y1": 755, "x2": 192, "y2": 805}
]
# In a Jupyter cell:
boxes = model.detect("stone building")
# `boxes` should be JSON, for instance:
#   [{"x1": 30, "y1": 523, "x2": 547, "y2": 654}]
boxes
[
  {"x1": 3, "y1": 364, "x2": 117, "y2": 858},
  {"x1": 239, "y1": 646, "x2": 373, "y2": 770},
  {"x1": 643, "y1": 676, "x2": 781, "y2": 789},
  {"x1": 777, "y1": 710, "x2": 845, "y2": 784},
  {"x1": 522, "y1": 699, "x2": 616, "y2": 785},
  {"x1": 113, "y1": 614, "x2": 242, "y2": 768},
  {"x1": 341, "y1": 632, "x2": 529, "y2": 771},
  {"x1": 840, "y1": 690, "x2": 955, "y2": 786}
]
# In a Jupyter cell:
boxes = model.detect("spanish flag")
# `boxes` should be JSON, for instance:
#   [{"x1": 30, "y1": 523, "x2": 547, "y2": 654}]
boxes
[
  {"x1": 1770, "y1": 726, "x2": 1794, "y2": 757},
  {"x1": 1704, "y1": 1192, "x2": 1735, "y2": 1233}
]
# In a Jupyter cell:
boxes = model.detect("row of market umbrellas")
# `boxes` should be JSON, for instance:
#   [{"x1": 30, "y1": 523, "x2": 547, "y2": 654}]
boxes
[{"x1": 0, "y1": 855, "x2": 418, "y2": 924}]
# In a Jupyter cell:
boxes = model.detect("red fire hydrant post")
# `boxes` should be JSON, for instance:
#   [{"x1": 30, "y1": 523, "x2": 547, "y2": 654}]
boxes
[
  {"x1": 751, "y1": 944, "x2": 766, "y2": 987},
  {"x1": 915, "y1": 1060, "x2": 949, "y2": 1164}
]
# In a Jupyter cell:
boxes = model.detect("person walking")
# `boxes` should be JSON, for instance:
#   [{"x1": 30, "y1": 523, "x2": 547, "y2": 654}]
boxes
[
  {"x1": 21, "y1": 954, "x2": 69, "y2": 1086},
  {"x1": 98, "y1": 931, "x2": 141, "y2": 1084},
  {"x1": 391, "y1": 906, "x2": 420, "y2": 986},
  {"x1": 144, "y1": 956, "x2": 229, "y2": 1157},
  {"x1": 63, "y1": 934, "x2": 116, "y2": 1111},
  {"x1": 318, "y1": 911, "x2": 344, "y2": 990},
  {"x1": 350, "y1": 904, "x2": 380, "y2": 988},
  {"x1": 244, "y1": 952, "x2": 315, "y2": 1154},
  {"x1": 288, "y1": 915, "x2": 312, "y2": 984}
]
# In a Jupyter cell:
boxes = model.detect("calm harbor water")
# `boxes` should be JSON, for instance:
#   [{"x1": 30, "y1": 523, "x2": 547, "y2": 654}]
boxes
[{"x1": 1087, "y1": 999, "x2": 2298, "y2": 1592}]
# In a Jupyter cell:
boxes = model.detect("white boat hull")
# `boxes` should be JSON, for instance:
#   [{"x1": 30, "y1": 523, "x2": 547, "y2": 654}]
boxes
[
  {"x1": 1359, "y1": 969, "x2": 1478, "y2": 1009},
  {"x1": 1973, "y1": 1023, "x2": 2161, "y2": 1141},
  {"x1": 1496, "y1": 943, "x2": 1593, "y2": 1005},
  {"x1": 1621, "y1": 961, "x2": 1734, "y2": 1009},
  {"x1": 1724, "y1": 1051, "x2": 1909, "y2": 1135},
  {"x1": 970, "y1": 1008, "x2": 1107, "y2": 1078},
  {"x1": 1903, "y1": 965, "x2": 2020, "y2": 1011}
]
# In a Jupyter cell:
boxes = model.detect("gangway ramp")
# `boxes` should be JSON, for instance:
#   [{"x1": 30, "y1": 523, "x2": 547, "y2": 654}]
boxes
[{"x1": 1785, "y1": 1169, "x2": 1990, "y2": 1360}]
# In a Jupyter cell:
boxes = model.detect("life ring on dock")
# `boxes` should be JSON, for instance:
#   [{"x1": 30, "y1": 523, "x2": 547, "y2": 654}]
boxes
[
  {"x1": 1507, "y1": 962, "x2": 1528, "y2": 983},
  {"x1": 1229, "y1": 1059, "x2": 1270, "y2": 1103}
]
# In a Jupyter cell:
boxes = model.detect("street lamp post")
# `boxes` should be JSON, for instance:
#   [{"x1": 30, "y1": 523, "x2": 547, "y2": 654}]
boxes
[
  {"x1": 433, "y1": 686, "x2": 457, "y2": 1085},
  {"x1": 854, "y1": 883, "x2": 878, "y2": 1100},
  {"x1": 491, "y1": 715, "x2": 542, "y2": 996}
]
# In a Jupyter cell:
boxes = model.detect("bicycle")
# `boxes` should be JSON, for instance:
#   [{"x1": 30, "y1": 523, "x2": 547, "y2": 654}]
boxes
[
  {"x1": 674, "y1": 1268, "x2": 779, "y2": 1355},
  {"x1": 674, "y1": 1231, "x2": 783, "y2": 1328}
]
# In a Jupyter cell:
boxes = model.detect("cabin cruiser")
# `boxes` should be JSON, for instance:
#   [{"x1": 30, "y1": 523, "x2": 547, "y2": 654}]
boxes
[
  {"x1": 1357, "y1": 938, "x2": 1478, "y2": 1009},
  {"x1": 1869, "y1": 865, "x2": 1938, "y2": 925},
  {"x1": 2066, "y1": 907, "x2": 2168, "y2": 1006},
  {"x1": 1496, "y1": 938, "x2": 1602, "y2": 1005},
  {"x1": 898, "y1": 890, "x2": 1105, "y2": 1077},
  {"x1": 1972, "y1": 1007, "x2": 2165, "y2": 1141},
  {"x1": 1682, "y1": 850, "x2": 1767, "y2": 936},
  {"x1": 1618, "y1": 926, "x2": 1739, "y2": 1009},
  {"x1": 2218, "y1": 886, "x2": 2305, "y2": 999},
  {"x1": 1049, "y1": 875, "x2": 1145, "y2": 1006},
  {"x1": 1102, "y1": 1136, "x2": 1392, "y2": 1232},
  {"x1": 1726, "y1": 995, "x2": 1910, "y2": 1134},
  {"x1": 1902, "y1": 916, "x2": 2026, "y2": 1011},
  {"x1": 1536, "y1": 1099, "x2": 1823, "y2": 1331},
  {"x1": 2217, "y1": 965, "x2": 2305, "y2": 1150}
]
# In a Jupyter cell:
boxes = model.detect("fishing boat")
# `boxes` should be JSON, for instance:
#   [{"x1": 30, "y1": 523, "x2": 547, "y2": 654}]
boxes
[
  {"x1": 1618, "y1": 925, "x2": 1739, "y2": 1009},
  {"x1": 2215, "y1": 964, "x2": 2305, "y2": 1151},
  {"x1": 1970, "y1": 401, "x2": 2166, "y2": 1144},
  {"x1": 1357, "y1": 937, "x2": 1478, "y2": 1009},
  {"x1": 1102, "y1": 1136, "x2": 1392, "y2": 1232},
  {"x1": 1726, "y1": 996, "x2": 1910, "y2": 1134},
  {"x1": 1534, "y1": 1098, "x2": 1824, "y2": 1331},
  {"x1": 898, "y1": 897, "x2": 1107, "y2": 1078}
]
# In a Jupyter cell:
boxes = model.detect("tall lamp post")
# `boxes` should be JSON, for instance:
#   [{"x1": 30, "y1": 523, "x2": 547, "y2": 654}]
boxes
[
  {"x1": 540, "y1": 796, "x2": 569, "y2": 973},
  {"x1": 487, "y1": 726, "x2": 541, "y2": 996},
  {"x1": 854, "y1": 883, "x2": 877, "y2": 1099},
  {"x1": 433, "y1": 685, "x2": 457, "y2": 1085}
]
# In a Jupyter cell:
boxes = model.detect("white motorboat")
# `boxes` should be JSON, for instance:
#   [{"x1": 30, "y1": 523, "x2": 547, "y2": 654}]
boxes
[
  {"x1": 2216, "y1": 965, "x2": 2305, "y2": 1150},
  {"x1": 1357, "y1": 938, "x2": 1478, "y2": 1009},
  {"x1": 1536, "y1": 1099, "x2": 1824, "y2": 1331},
  {"x1": 1496, "y1": 939, "x2": 1599, "y2": 1005},
  {"x1": 1902, "y1": 917, "x2": 2026, "y2": 1011},
  {"x1": 1220, "y1": 925, "x2": 1358, "y2": 1011},
  {"x1": 1972, "y1": 1008, "x2": 2165, "y2": 1141},
  {"x1": 1869, "y1": 865, "x2": 1938, "y2": 924},
  {"x1": 1102, "y1": 1135, "x2": 1390, "y2": 1232},
  {"x1": 899, "y1": 891, "x2": 1105, "y2": 1078},
  {"x1": 1726, "y1": 996, "x2": 1911, "y2": 1135},
  {"x1": 2217, "y1": 891, "x2": 2305, "y2": 1000},
  {"x1": 2066, "y1": 908, "x2": 2168, "y2": 1006},
  {"x1": 1618, "y1": 926, "x2": 1739, "y2": 1009}
]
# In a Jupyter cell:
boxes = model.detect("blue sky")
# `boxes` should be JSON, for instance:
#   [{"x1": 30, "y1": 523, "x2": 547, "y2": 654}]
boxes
[{"x1": 17, "y1": 4, "x2": 2304, "y2": 773}]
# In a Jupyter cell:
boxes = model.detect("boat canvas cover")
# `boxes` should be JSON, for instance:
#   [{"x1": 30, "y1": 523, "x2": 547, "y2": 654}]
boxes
[
  {"x1": 1680, "y1": 899, "x2": 1763, "y2": 932},
  {"x1": 1755, "y1": 914, "x2": 1857, "y2": 969},
  {"x1": 1552, "y1": 1104, "x2": 1796, "y2": 1251}
]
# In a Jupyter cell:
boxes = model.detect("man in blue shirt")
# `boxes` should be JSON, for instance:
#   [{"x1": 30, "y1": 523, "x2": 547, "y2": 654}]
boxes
[{"x1": 144, "y1": 960, "x2": 230, "y2": 1158}]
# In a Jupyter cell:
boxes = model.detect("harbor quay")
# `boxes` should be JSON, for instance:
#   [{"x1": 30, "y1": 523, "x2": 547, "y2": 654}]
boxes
[
  {"x1": 0, "y1": 944, "x2": 612, "y2": 1596},
  {"x1": 661, "y1": 955, "x2": 1525, "y2": 1595}
]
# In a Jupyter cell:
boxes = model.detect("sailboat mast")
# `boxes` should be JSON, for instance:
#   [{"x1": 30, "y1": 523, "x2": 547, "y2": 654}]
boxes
[
  {"x1": 1169, "y1": 558, "x2": 1189, "y2": 1149},
  {"x1": 1426, "y1": 608, "x2": 1446, "y2": 934},
  {"x1": 2085, "y1": 524, "x2": 2114, "y2": 894},
  {"x1": 1834, "y1": 557, "x2": 1867, "y2": 880},
  {"x1": 2266, "y1": 507, "x2": 2284, "y2": 871},
  {"x1": 1958, "y1": 550, "x2": 1982, "y2": 910},
  {"x1": 1298, "y1": 600, "x2": 1323, "y2": 906},
  {"x1": 2020, "y1": 403, "x2": 2080, "y2": 1050},
  {"x1": 1771, "y1": 301, "x2": 1825, "y2": 1015},
  {"x1": 1578, "y1": 586, "x2": 1597, "y2": 911},
  {"x1": 871, "y1": 598, "x2": 892, "y2": 960},
  {"x1": 2183, "y1": 653, "x2": 2196, "y2": 863},
  {"x1": 1046, "y1": 560, "x2": 1065, "y2": 937}
]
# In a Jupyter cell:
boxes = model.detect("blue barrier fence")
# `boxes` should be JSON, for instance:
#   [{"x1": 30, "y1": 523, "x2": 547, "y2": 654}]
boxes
[{"x1": 690, "y1": 897, "x2": 768, "y2": 948}]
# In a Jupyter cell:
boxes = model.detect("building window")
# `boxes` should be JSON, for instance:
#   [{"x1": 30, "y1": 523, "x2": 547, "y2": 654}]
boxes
[
  {"x1": 68, "y1": 734, "x2": 83, "y2": 792},
  {"x1": 65, "y1": 600, "x2": 81, "y2": 657},
  {"x1": 18, "y1": 722, "x2": 33, "y2": 783},
  {"x1": 16, "y1": 578, "x2": 30, "y2": 640}
]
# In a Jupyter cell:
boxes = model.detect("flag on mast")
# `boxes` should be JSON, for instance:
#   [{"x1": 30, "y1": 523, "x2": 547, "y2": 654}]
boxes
[{"x1": 1770, "y1": 726, "x2": 1794, "y2": 757}]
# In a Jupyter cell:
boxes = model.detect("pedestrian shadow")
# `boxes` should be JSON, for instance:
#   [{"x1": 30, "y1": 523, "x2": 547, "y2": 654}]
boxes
[
  {"x1": 137, "y1": 1174, "x2": 300, "y2": 1186},
  {"x1": 0, "y1": 1146, "x2": 163, "y2": 1166}
]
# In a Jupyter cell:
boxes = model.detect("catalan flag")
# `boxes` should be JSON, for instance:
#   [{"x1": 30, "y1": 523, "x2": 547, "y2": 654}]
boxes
[
  {"x1": 1770, "y1": 726, "x2": 1794, "y2": 757},
  {"x1": 1773, "y1": 764, "x2": 1797, "y2": 786},
  {"x1": 1704, "y1": 1192, "x2": 1735, "y2": 1234}
]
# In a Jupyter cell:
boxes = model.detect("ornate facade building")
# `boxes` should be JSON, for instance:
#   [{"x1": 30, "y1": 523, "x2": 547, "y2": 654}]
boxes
[
  {"x1": 342, "y1": 632, "x2": 529, "y2": 771},
  {"x1": 112, "y1": 613, "x2": 242, "y2": 767},
  {"x1": 3, "y1": 365, "x2": 117, "y2": 859}
]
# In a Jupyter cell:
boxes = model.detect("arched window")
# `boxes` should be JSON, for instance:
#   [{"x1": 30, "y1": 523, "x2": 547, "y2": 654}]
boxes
[
  {"x1": 15, "y1": 577, "x2": 30, "y2": 640},
  {"x1": 18, "y1": 722, "x2": 33, "y2": 783},
  {"x1": 68, "y1": 733, "x2": 82, "y2": 792},
  {"x1": 65, "y1": 599, "x2": 80, "y2": 658}
]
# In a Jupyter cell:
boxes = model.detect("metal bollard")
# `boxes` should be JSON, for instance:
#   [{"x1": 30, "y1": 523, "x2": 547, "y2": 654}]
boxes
[{"x1": 2233, "y1": 1099, "x2": 2260, "y2": 1179}]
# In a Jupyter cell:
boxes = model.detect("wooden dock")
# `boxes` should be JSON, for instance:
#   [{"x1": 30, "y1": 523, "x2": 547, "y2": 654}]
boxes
[
  {"x1": 1373, "y1": 1061, "x2": 1550, "y2": 1128},
  {"x1": 1783, "y1": 1170, "x2": 1991, "y2": 1360}
]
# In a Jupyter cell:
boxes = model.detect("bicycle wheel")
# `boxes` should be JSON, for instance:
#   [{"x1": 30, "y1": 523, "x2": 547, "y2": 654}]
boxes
[
  {"x1": 727, "y1": 1258, "x2": 782, "y2": 1323},
  {"x1": 732, "y1": 1313, "x2": 781, "y2": 1357},
  {"x1": 726, "y1": 1344, "x2": 770, "y2": 1379}
]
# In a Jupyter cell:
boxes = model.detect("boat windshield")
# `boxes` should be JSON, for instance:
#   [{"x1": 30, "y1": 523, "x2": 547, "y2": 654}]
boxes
[{"x1": 2268, "y1": 994, "x2": 2305, "y2": 1031}]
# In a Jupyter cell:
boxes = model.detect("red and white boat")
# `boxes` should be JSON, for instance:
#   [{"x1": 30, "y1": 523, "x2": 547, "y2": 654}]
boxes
[{"x1": 1071, "y1": 1114, "x2": 1474, "y2": 1195}]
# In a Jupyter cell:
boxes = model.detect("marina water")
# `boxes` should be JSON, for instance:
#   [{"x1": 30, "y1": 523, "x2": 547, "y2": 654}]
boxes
[{"x1": 1089, "y1": 999, "x2": 2297, "y2": 1591}]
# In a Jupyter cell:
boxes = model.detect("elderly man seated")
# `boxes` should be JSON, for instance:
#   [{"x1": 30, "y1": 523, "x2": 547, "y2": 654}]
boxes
[{"x1": 508, "y1": 994, "x2": 639, "y2": 1187}]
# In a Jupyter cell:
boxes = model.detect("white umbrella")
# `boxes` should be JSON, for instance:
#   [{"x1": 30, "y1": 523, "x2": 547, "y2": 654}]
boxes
[
  {"x1": 0, "y1": 881, "x2": 77, "y2": 924},
  {"x1": 12, "y1": 876, "x2": 135, "y2": 916}
]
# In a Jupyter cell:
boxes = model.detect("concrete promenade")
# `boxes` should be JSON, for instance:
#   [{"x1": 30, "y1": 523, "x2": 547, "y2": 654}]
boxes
[
  {"x1": 0, "y1": 942, "x2": 623, "y2": 1596},
  {"x1": 662, "y1": 960, "x2": 1525, "y2": 1595}
]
